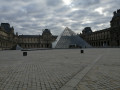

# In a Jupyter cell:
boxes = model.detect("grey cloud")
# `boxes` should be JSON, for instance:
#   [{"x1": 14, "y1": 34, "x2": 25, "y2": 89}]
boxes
[
  {"x1": 0, "y1": 0, "x2": 119, "y2": 35},
  {"x1": 46, "y1": 0, "x2": 63, "y2": 6},
  {"x1": 72, "y1": 0, "x2": 100, "y2": 8}
]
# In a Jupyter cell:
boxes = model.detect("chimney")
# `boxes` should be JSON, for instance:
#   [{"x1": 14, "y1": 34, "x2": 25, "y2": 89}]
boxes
[
  {"x1": 113, "y1": 11, "x2": 116, "y2": 15},
  {"x1": 16, "y1": 32, "x2": 18, "y2": 36},
  {"x1": 117, "y1": 9, "x2": 120, "y2": 13}
]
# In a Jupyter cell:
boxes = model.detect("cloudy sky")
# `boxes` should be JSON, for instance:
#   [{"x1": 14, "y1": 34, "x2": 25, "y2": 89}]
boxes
[{"x1": 0, "y1": 0, "x2": 120, "y2": 35}]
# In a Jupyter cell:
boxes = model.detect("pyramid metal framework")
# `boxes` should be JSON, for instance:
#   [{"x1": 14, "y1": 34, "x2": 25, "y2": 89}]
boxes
[{"x1": 52, "y1": 27, "x2": 92, "y2": 48}]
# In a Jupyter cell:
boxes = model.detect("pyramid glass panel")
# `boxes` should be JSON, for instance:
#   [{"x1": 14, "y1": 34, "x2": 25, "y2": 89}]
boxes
[{"x1": 52, "y1": 27, "x2": 92, "y2": 48}]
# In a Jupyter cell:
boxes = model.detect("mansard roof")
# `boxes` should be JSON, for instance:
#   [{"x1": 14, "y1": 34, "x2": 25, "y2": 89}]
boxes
[
  {"x1": 19, "y1": 35, "x2": 41, "y2": 38},
  {"x1": 112, "y1": 9, "x2": 120, "y2": 19},
  {"x1": 42, "y1": 29, "x2": 52, "y2": 35},
  {"x1": 0, "y1": 23, "x2": 13, "y2": 32}
]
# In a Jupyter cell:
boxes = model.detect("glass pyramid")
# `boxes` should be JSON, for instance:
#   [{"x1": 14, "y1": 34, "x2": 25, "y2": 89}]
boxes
[{"x1": 52, "y1": 27, "x2": 92, "y2": 48}]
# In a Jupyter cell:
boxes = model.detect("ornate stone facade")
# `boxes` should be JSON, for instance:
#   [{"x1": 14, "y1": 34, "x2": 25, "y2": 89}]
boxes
[
  {"x1": 18, "y1": 29, "x2": 57, "y2": 49},
  {"x1": 0, "y1": 23, "x2": 18, "y2": 50},
  {"x1": 80, "y1": 9, "x2": 120, "y2": 47},
  {"x1": 0, "y1": 25, "x2": 57, "y2": 50}
]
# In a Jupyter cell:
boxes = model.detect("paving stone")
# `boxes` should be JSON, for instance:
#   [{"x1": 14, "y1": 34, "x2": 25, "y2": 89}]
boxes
[{"x1": 0, "y1": 49, "x2": 120, "y2": 90}]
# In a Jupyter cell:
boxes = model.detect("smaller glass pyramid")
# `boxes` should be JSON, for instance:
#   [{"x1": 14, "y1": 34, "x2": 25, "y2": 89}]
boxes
[
  {"x1": 11, "y1": 44, "x2": 23, "y2": 50},
  {"x1": 52, "y1": 27, "x2": 92, "y2": 48}
]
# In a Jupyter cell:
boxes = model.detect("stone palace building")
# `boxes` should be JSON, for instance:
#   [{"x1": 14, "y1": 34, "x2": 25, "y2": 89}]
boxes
[
  {"x1": 80, "y1": 9, "x2": 120, "y2": 47},
  {"x1": 0, "y1": 24, "x2": 57, "y2": 50},
  {"x1": 18, "y1": 29, "x2": 57, "y2": 49},
  {"x1": 0, "y1": 23, "x2": 18, "y2": 50}
]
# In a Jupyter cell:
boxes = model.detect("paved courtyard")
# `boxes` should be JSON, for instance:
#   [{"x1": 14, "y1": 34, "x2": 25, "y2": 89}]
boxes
[{"x1": 0, "y1": 48, "x2": 120, "y2": 90}]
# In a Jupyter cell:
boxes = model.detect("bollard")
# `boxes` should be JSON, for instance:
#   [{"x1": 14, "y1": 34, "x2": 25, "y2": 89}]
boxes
[
  {"x1": 81, "y1": 50, "x2": 84, "y2": 54},
  {"x1": 23, "y1": 52, "x2": 27, "y2": 56}
]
